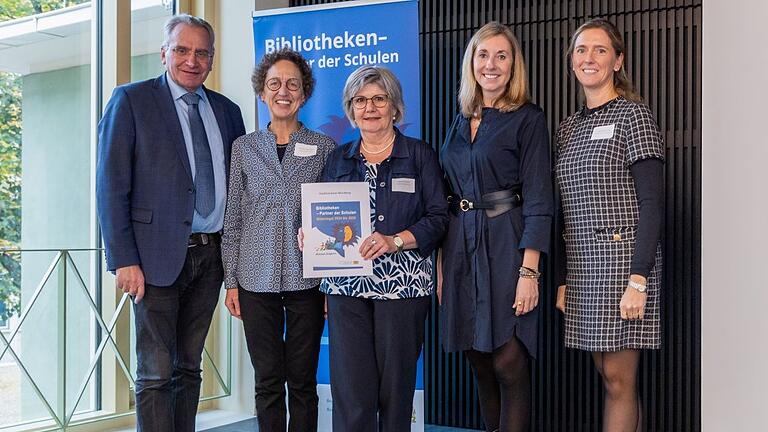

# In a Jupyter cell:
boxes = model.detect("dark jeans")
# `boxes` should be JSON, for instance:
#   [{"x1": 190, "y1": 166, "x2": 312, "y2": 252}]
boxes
[
  {"x1": 132, "y1": 240, "x2": 223, "y2": 432},
  {"x1": 326, "y1": 295, "x2": 430, "y2": 432},
  {"x1": 239, "y1": 287, "x2": 325, "y2": 432}
]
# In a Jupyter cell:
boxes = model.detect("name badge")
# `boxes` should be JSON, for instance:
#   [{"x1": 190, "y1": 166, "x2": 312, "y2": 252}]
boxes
[
  {"x1": 392, "y1": 178, "x2": 416, "y2": 193},
  {"x1": 294, "y1": 143, "x2": 317, "y2": 157},
  {"x1": 590, "y1": 124, "x2": 615, "y2": 140}
]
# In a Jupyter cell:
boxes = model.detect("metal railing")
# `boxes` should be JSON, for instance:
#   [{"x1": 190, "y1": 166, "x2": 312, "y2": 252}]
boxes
[{"x1": 0, "y1": 248, "x2": 232, "y2": 431}]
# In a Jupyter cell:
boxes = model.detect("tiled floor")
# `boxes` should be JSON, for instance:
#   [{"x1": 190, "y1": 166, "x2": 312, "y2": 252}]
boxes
[{"x1": 201, "y1": 417, "x2": 478, "y2": 431}]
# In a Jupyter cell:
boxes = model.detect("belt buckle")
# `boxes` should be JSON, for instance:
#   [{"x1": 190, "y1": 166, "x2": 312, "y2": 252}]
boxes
[
  {"x1": 459, "y1": 199, "x2": 472, "y2": 212},
  {"x1": 200, "y1": 233, "x2": 209, "y2": 245}
]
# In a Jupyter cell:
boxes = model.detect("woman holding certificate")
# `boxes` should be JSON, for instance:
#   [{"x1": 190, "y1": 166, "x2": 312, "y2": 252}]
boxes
[
  {"x1": 221, "y1": 48, "x2": 335, "y2": 432},
  {"x1": 317, "y1": 65, "x2": 448, "y2": 431},
  {"x1": 438, "y1": 22, "x2": 553, "y2": 432}
]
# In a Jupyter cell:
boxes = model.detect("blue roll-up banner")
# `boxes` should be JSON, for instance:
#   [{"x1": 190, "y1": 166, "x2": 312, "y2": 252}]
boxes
[{"x1": 253, "y1": 1, "x2": 423, "y2": 430}]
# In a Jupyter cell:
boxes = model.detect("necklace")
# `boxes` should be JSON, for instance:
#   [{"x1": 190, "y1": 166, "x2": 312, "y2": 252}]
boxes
[{"x1": 360, "y1": 134, "x2": 396, "y2": 155}]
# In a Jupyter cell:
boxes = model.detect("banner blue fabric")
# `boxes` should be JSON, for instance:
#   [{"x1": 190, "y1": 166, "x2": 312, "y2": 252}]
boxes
[{"x1": 253, "y1": 0, "x2": 421, "y2": 143}]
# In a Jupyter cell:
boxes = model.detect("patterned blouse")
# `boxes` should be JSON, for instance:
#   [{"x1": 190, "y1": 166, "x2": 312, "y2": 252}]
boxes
[
  {"x1": 320, "y1": 161, "x2": 433, "y2": 299},
  {"x1": 222, "y1": 125, "x2": 336, "y2": 293}
]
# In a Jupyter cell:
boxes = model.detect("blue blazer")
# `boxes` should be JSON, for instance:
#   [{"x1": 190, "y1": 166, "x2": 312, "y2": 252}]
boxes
[{"x1": 96, "y1": 74, "x2": 246, "y2": 286}]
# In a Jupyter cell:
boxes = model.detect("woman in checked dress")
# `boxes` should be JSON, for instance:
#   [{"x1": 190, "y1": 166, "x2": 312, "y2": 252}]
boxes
[{"x1": 555, "y1": 19, "x2": 665, "y2": 431}]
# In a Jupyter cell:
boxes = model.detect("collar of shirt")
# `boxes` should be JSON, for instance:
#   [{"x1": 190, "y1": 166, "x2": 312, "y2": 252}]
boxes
[
  {"x1": 343, "y1": 127, "x2": 410, "y2": 161},
  {"x1": 166, "y1": 72, "x2": 210, "y2": 106}
]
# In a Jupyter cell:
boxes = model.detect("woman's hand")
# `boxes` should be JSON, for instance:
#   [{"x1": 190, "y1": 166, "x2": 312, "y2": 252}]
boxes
[
  {"x1": 297, "y1": 227, "x2": 304, "y2": 251},
  {"x1": 516, "y1": 249, "x2": 541, "y2": 316},
  {"x1": 556, "y1": 285, "x2": 566, "y2": 313},
  {"x1": 514, "y1": 277, "x2": 539, "y2": 316},
  {"x1": 620, "y1": 274, "x2": 648, "y2": 320},
  {"x1": 359, "y1": 232, "x2": 396, "y2": 260},
  {"x1": 225, "y1": 288, "x2": 241, "y2": 319},
  {"x1": 436, "y1": 249, "x2": 443, "y2": 306},
  {"x1": 620, "y1": 285, "x2": 647, "y2": 320}
]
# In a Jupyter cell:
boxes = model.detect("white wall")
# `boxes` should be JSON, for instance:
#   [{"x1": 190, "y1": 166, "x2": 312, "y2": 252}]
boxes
[
  {"x1": 701, "y1": 1, "x2": 768, "y2": 429},
  {"x1": 218, "y1": 0, "x2": 290, "y2": 134}
]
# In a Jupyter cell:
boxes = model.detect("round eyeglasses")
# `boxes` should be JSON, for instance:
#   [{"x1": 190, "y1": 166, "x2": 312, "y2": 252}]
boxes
[
  {"x1": 350, "y1": 94, "x2": 389, "y2": 109},
  {"x1": 266, "y1": 77, "x2": 302, "y2": 92}
]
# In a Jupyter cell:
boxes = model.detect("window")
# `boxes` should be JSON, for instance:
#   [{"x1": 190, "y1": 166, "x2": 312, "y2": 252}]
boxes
[
  {"x1": 0, "y1": 1, "x2": 95, "y2": 427},
  {"x1": 0, "y1": 2, "x2": 230, "y2": 429}
]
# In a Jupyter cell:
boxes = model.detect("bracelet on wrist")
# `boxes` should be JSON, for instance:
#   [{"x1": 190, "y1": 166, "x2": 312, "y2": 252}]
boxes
[
  {"x1": 628, "y1": 279, "x2": 647, "y2": 293},
  {"x1": 519, "y1": 266, "x2": 541, "y2": 280}
]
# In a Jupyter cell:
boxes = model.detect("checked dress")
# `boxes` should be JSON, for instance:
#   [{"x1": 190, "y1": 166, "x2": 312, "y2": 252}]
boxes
[{"x1": 555, "y1": 96, "x2": 664, "y2": 352}]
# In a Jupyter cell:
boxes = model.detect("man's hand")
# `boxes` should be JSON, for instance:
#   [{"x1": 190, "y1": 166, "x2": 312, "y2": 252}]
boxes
[{"x1": 116, "y1": 265, "x2": 145, "y2": 303}]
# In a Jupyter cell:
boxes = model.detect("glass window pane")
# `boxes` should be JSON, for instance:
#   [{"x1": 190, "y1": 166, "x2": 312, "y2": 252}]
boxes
[
  {"x1": 0, "y1": 1, "x2": 94, "y2": 427},
  {"x1": 131, "y1": 0, "x2": 174, "y2": 81}
]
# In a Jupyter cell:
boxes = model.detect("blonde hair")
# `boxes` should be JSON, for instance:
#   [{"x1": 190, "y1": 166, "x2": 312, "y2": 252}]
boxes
[
  {"x1": 458, "y1": 22, "x2": 529, "y2": 118},
  {"x1": 567, "y1": 18, "x2": 642, "y2": 103}
]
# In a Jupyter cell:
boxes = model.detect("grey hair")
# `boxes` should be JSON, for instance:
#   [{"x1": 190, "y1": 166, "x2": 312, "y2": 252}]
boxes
[
  {"x1": 341, "y1": 65, "x2": 405, "y2": 127},
  {"x1": 161, "y1": 14, "x2": 215, "y2": 50}
]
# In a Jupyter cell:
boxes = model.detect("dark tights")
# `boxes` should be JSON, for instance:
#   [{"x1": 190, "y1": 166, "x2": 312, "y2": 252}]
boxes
[
  {"x1": 465, "y1": 336, "x2": 530, "y2": 432},
  {"x1": 592, "y1": 349, "x2": 642, "y2": 432}
]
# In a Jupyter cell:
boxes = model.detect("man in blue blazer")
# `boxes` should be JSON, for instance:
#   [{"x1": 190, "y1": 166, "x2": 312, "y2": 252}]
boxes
[{"x1": 96, "y1": 14, "x2": 245, "y2": 432}]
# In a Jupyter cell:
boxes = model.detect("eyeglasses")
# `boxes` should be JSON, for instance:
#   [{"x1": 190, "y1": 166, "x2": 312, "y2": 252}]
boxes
[
  {"x1": 266, "y1": 77, "x2": 302, "y2": 92},
  {"x1": 170, "y1": 46, "x2": 213, "y2": 61},
  {"x1": 350, "y1": 94, "x2": 389, "y2": 109}
]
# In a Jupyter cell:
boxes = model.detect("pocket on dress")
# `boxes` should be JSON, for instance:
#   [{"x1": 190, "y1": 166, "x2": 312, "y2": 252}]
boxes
[{"x1": 593, "y1": 226, "x2": 636, "y2": 242}]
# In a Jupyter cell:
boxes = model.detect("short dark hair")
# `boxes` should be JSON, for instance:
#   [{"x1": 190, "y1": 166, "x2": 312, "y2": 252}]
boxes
[{"x1": 252, "y1": 48, "x2": 316, "y2": 101}]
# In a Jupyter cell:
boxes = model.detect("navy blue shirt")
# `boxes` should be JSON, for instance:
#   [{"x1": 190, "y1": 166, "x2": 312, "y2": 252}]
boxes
[
  {"x1": 439, "y1": 104, "x2": 553, "y2": 355},
  {"x1": 320, "y1": 129, "x2": 449, "y2": 259}
]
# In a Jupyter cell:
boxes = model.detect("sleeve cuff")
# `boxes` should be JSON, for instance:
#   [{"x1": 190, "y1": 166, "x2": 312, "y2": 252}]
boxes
[
  {"x1": 518, "y1": 215, "x2": 552, "y2": 254},
  {"x1": 409, "y1": 225, "x2": 437, "y2": 258},
  {"x1": 106, "y1": 249, "x2": 140, "y2": 272}
]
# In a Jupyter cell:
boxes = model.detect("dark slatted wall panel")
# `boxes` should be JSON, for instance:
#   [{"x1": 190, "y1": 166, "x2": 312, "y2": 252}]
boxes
[{"x1": 291, "y1": 1, "x2": 701, "y2": 430}]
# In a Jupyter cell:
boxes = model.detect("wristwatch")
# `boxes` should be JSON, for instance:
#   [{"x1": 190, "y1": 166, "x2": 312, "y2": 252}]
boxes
[
  {"x1": 392, "y1": 235, "x2": 404, "y2": 253},
  {"x1": 628, "y1": 279, "x2": 647, "y2": 293}
]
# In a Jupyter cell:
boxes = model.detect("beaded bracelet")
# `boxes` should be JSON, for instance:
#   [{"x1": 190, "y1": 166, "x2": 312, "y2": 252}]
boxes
[{"x1": 519, "y1": 266, "x2": 541, "y2": 280}]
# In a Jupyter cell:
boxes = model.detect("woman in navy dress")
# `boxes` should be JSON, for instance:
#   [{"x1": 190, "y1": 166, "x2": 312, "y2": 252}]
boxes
[{"x1": 439, "y1": 22, "x2": 553, "y2": 432}]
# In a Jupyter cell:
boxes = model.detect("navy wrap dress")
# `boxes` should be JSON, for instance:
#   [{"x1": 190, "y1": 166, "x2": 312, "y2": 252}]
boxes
[{"x1": 440, "y1": 104, "x2": 553, "y2": 356}]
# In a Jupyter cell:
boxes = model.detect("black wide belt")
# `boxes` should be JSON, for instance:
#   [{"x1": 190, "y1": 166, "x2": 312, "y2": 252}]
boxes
[
  {"x1": 449, "y1": 189, "x2": 522, "y2": 218},
  {"x1": 188, "y1": 232, "x2": 221, "y2": 247}
]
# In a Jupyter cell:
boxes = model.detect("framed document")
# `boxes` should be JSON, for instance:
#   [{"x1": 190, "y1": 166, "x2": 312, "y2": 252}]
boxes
[{"x1": 301, "y1": 182, "x2": 373, "y2": 278}]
